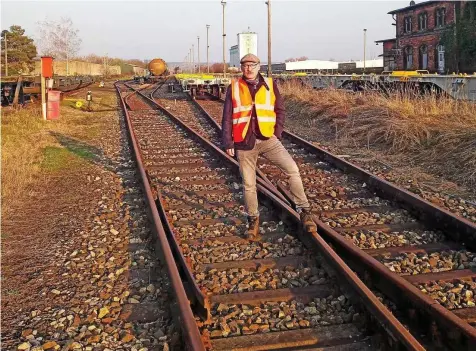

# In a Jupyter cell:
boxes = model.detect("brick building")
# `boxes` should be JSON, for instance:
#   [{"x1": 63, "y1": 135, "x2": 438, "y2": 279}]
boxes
[{"x1": 376, "y1": 1, "x2": 471, "y2": 73}]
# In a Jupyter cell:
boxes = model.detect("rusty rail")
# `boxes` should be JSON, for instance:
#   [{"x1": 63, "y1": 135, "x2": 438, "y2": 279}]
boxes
[
  {"x1": 126, "y1": 80, "x2": 426, "y2": 350},
  {"x1": 189, "y1": 91, "x2": 476, "y2": 350},
  {"x1": 115, "y1": 82, "x2": 206, "y2": 351},
  {"x1": 282, "y1": 130, "x2": 476, "y2": 350}
]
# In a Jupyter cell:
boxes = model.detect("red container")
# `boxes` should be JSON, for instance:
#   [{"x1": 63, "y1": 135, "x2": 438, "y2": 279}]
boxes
[
  {"x1": 41, "y1": 56, "x2": 54, "y2": 78},
  {"x1": 47, "y1": 90, "x2": 61, "y2": 120}
]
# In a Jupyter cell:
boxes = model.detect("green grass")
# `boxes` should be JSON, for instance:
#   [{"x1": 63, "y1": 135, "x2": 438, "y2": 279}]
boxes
[
  {"x1": 41, "y1": 147, "x2": 74, "y2": 172},
  {"x1": 67, "y1": 144, "x2": 96, "y2": 160},
  {"x1": 41, "y1": 145, "x2": 94, "y2": 172}
]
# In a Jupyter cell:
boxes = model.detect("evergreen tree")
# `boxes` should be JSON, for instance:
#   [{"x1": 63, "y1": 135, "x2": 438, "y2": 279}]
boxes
[{"x1": 1, "y1": 25, "x2": 37, "y2": 75}]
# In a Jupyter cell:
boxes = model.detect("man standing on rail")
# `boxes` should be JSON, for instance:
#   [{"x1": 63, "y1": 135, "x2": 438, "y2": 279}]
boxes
[{"x1": 222, "y1": 53, "x2": 317, "y2": 239}]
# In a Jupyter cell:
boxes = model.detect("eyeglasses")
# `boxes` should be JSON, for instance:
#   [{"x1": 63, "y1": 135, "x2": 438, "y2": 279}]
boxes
[{"x1": 241, "y1": 63, "x2": 259, "y2": 69}]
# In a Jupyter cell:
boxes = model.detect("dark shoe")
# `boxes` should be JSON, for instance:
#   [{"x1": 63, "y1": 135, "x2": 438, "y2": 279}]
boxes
[
  {"x1": 300, "y1": 209, "x2": 317, "y2": 232},
  {"x1": 247, "y1": 216, "x2": 260, "y2": 240}
]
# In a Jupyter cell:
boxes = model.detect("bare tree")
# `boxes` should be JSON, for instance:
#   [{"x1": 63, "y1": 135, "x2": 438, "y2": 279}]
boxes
[{"x1": 37, "y1": 17, "x2": 82, "y2": 76}]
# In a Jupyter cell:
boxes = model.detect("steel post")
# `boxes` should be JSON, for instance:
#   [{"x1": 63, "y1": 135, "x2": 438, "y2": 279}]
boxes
[
  {"x1": 206, "y1": 25, "x2": 210, "y2": 74},
  {"x1": 197, "y1": 36, "x2": 200, "y2": 73},
  {"x1": 221, "y1": 0, "x2": 226, "y2": 76},
  {"x1": 363, "y1": 28, "x2": 367, "y2": 74},
  {"x1": 267, "y1": 0, "x2": 272, "y2": 77}
]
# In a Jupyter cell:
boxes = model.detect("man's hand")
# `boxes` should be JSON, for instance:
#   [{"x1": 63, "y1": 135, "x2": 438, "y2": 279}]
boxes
[{"x1": 226, "y1": 148, "x2": 235, "y2": 157}]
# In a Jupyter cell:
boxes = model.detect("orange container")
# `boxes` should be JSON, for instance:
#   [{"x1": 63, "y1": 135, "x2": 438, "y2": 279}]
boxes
[{"x1": 47, "y1": 90, "x2": 61, "y2": 120}]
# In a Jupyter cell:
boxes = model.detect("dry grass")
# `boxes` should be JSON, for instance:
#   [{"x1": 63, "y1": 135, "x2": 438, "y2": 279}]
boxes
[
  {"x1": 1, "y1": 109, "x2": 50, "y2": 213},
  {"x1": 280, "y1": 81, "x2": 476, "y2": 187},
  {"x1": 1, "y1": 84, "x2": 118, "y2": 218}
]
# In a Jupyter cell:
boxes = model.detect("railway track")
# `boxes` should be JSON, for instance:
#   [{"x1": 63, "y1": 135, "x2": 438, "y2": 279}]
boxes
[
  {"x1": 144, "y1": 79, "x2": 476, "y2": 350},
  {"x1": 116, "y1": 81, "x2": 424, "y2": 350},
  {"x1": 188, "y1": 87, "x2": 476, "y2": 350}
]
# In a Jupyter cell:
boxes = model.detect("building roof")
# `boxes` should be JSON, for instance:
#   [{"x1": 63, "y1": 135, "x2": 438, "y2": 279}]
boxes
[
  {"x1": 388, "y1": 1, "x2": 447, "y2": 15},
  {"x1": 375, "y1": 38, "x2": 396, "y2": 44}
]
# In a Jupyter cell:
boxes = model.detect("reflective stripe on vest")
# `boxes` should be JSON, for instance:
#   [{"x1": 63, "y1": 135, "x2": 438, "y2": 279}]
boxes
[{"x1": 231, "y1": 77, "x2": 276, "y2": 143}]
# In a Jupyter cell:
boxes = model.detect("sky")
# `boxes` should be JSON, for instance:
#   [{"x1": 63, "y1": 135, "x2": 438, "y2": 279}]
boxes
[{"x1": 1, "y1": 0, "x2": 412, "y2": 63}]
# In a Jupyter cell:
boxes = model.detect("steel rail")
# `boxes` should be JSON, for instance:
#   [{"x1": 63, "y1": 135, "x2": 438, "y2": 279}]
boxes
[
  {"x1": 126, "y1": 80, "x2": 425, "y2": 351},
  {"x1": 283, "y1": 131, "x2": 476, "y2": 245},
  {"x1": 192, "y1": 91, "x2": 476, "y2": 350},
  {"x1": 282, "y1": 131, "x2": 476, "y2": 350},
  {"x1": 115, "y1": 82, "x2": 206, "y2": 351}
]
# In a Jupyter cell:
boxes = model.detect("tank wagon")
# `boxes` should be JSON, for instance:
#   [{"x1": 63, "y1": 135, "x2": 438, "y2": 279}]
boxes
[
  {"x1": 146, "y1": 58, "x2": 169, "y2": 82},
  {"x1": 148, "y1": 58, "x2": 167, "y2": 76}
]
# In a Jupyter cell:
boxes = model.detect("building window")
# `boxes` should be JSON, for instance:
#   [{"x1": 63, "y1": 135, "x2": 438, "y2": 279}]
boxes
[
  {"x1": 404, "y1": 16, "x2": 413, "y2": 33},
  {"x1": 404, "y1": 46, "x2": 413, "y2": 69},
  {"x1": 419, "y1": 45, "x2": 428, "y2": 69},
  {"x1": 436, "y1": 45, "x2": 445, "y2": 73},
  {"x1": 435, "y1": 8, "x2": 446, "y2": 27},
  {"x1": 418, "y1": 12, "x2": 428, "y2": 30}
]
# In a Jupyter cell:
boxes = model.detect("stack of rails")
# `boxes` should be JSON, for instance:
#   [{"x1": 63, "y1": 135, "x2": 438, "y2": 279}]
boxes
[{"x1": 116, "y1": 81, "x2": 423, "y2": 350}]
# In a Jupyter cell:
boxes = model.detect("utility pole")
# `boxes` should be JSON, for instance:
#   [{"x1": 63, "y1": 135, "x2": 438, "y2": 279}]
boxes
[
  {"x1": 40, "y1": 58, "x2": 46, "y2": 120},
  {"x1": 221, "y1": 0, "x2": 226, "y2": 76},
  {"x1": 266, "y1": 0, "x2": 272, "y2": 77},
  {"x1": 197, "y1": 36, "x2": 201, "y2": 73},
  {"x1": 3, "y1": 32, "x2": 8, "y2": 76},
  {"x1": 192, "y1": 44, "x2": 195, "y2": 73},
  {"x1": 189, "y1": 48, "x2": 192, "y2": 73},
  {"x1": 206, "y1": 24, "x2": 210, "y2": 74},
  {"x1": 363, "y1": 28, "x2": 367, "y2": 74}
]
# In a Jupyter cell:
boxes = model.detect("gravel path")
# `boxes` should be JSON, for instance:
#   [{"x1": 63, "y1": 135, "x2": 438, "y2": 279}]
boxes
[
  {"x1": 195, "y1": 265, "x2": 328, "y2": 295},
  {"x1": 203, "y1": 295, "x2": 358, "y2": 338},
  {"x1": 380, "y1": 250, "x2": 476, "y2": 275},
  {"x1": 418, "y1": 279, "x2": 476, "y2": 309}
]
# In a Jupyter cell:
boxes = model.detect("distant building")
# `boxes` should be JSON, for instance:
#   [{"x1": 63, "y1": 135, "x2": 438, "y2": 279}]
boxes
[
  {"x1": 374, "y1": 38, "x2": 398, "y2": 71},
  {"x1": 260, "y1": 63, "x2": 286, "y2": 74},
  {"x1": 284, "y1": 59, "x2": 383, "y2": 74},
  {"x1": 34, "y1": 60, "x2": 121, "y2": 76},
  {"x1": 229, "y1": 45, "x2": 239, "y2": 67},
  {"x1": 119, "y1": 62, "x2": 146, "y2": 76},
  {"x1": 229, "y1": 31, "x2": 258, "y2": 67},
  {"x1": 286, "y1": 60, "x2": 338, "y2": 72},
  {"x1": 376, "y1": 0, "x2": 474, "y2": 73}
]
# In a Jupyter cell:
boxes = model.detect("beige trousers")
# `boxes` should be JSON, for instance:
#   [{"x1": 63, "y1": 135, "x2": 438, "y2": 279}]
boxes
[{"x1": 236, "y1": 136, "x2": 310, "y2": 217}]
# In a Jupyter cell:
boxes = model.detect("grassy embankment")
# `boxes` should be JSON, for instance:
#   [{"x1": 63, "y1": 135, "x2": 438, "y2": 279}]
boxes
[
  {"x1": 280, "y1": 81, "x2": 476, "y2": 189},
  {"x1": 1, "y1": 86, "x2": 117, "y2": 220}
]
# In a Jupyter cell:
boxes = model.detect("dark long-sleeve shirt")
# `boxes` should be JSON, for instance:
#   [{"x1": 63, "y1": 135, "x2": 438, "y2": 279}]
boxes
[{"x1": 221, "y1": 73, "x2": 285, "y2": 150}]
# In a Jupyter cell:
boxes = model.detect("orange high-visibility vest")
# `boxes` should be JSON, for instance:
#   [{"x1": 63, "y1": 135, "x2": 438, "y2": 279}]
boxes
[{"x1": 230, "y1": 77, "x2": 276, "y2": 143}]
